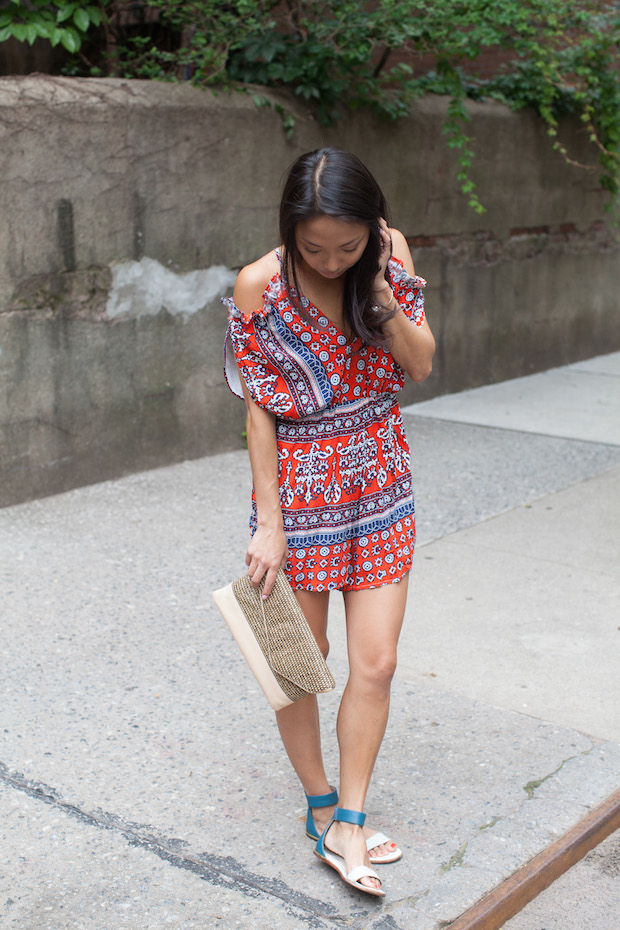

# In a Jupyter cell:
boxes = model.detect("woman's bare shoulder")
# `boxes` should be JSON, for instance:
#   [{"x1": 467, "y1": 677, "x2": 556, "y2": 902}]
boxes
[
  {"x1": 233, "y1": 250, "x2": 281, "y2": 313},
  {"x1": 389, "y1": 227, "x2": 415, "y2": 275}
]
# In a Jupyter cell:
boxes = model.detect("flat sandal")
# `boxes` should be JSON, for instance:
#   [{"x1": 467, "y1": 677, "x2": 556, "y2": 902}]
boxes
[
  {"x1": 305, "y1": 789, "x2": 402, "y2": 864},
  {"x1": 314, "y1": 807, "x2": 385, "y2": 898}
]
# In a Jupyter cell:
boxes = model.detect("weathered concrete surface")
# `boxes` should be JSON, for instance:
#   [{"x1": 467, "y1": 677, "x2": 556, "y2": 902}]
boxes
[
  {"x1": 0, "y1": 263, "x2": 243, "y2": 507},
  {"x1": 0, "y1": 75, "x2": 618, "y2": 506},
  {"x1": 0, "y1": 75, "x2": 612, "y2": 299},
  {"x1": 410, "y1": 223, "x2": 620, "y2": 400},
  {"x1": 504, "y1": 830, "x2": 620, "y2": 930},
  {"x1": 1, "y1": 355, "x2": 619, "y2": 929}
]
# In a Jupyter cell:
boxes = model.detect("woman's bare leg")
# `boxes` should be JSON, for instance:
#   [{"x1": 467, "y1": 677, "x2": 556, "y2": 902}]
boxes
[
  {"x1": 324, "y1": 577, "x2": 409, "y2": 890},
  {"x1": 275, "y1": 590, "x2": 332, "y2": 797}
]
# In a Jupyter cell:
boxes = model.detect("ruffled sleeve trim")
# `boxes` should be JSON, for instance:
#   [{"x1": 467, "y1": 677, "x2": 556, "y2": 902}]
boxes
[
  {"x1": 221, "y1": 272, "x2": 280, "y2": 402},
  {"x1": 388, "y1": 257, "x2": 427, "y2": 327},
  {"x1": 222, "y1": 277, "x2": 333, "y2": 418},
  {"x1": 223, "y1": 271, "x2": 283, "y2": 325}
]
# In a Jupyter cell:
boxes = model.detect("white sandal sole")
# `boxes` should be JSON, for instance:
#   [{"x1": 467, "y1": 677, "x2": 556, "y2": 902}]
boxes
[{"x1": 315, "y1": 847, "x2": 385, "y2": 897}]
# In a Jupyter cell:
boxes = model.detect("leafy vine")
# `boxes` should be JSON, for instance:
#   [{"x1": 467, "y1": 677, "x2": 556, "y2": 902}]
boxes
[{"x1": 2, "y1": 0, "x2": 618, "y2": 211}]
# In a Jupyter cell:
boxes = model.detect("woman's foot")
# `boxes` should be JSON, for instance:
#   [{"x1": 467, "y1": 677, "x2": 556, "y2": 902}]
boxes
[
  {"x1": 311, "y1": 805, "x2": 398, "y2": 862},
  {"x1": 321, "y1": 820, "x2": 383, "y2": 894}
]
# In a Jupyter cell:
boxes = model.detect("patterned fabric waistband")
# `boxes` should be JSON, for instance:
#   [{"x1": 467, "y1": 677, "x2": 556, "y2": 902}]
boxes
[
  {"x1": 276, "y1": 393, "x2": 401, "y2": 442},
  {"x1": 285, "y1": 392, "x2": 399, "y2": 426}
]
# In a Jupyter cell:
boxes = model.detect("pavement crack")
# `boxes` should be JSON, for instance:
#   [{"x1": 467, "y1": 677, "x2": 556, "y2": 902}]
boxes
[
  {"x1": 440, "y1": 841, "x2": 468, "y2": 873},
  {"x1": 0, "y1": 761, "x2": 348, "y2": 928},
  {"x1": 477, "y1": 815, "x2": 501, "y2": 833},
  {"x1": 522, "y1": 748, "x2": 589, "y2": 800}
]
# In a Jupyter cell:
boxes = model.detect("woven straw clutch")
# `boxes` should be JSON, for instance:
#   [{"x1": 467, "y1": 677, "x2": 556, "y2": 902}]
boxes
[{"x1": 213, "y1": 569, "x2": 335, "y2": 711}]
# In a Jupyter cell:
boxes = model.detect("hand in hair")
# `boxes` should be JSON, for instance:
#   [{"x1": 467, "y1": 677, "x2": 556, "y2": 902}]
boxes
[{"x1": 372, "y1": 217, "x2": 395, "y2": 307}]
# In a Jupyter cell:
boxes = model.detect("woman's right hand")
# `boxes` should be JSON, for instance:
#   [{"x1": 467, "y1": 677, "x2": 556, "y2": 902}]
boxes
[
  {"x1": 372, "y1": 217, "x2": 393, "y2": 296},
  {"x1": 245, "y1": 525, "x2": 289, "y2": 599}
]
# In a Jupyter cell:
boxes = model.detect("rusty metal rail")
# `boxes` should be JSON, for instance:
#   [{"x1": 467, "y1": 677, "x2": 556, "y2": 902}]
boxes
[{"x1": 447, "y1": 787, "x2": 620, "y2": 930}]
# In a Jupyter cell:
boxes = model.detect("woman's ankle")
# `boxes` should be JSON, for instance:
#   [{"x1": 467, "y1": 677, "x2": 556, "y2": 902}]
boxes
[{"x1": 311, "y1": 805, "x2": 335, "y2": 831}]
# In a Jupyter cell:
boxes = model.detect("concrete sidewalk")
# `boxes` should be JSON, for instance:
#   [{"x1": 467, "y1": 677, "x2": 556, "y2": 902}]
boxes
[{"x1": 1, "y1": 353, "x2": 619, "y2": 930}]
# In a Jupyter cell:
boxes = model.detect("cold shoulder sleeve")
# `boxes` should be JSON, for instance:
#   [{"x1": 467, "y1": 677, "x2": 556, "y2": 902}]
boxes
[
  {"x1": 223, "y1": 279, "x2": 333, "y2": 419},
  {"x1": 388, "y1": 258, "x2": 426, "y2": 326}
]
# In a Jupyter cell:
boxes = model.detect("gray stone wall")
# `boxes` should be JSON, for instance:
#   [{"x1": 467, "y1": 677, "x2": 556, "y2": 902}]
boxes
[{"x1": 1, "y1": 75, "x2": 618, "y2": 506}]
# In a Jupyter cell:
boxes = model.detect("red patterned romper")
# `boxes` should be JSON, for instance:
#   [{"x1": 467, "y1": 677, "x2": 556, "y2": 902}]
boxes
[{"x1": 223, "y1": 253, "x2": 427, "y2": 592}]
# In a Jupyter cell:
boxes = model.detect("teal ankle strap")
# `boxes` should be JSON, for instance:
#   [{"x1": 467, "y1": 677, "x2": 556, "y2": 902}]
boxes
[
  {"x1": 305, "y1": 788, "x2": 338, "y2": 808},
  {"x1": 334, "y1": 807, "x2": 366, "y2": 827}
]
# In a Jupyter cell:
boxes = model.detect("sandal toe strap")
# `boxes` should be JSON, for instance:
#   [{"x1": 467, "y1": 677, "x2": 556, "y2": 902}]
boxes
[
  {"x1": 347, "y1": 865, "x2": 381, "y2": 884},
  {"x1": 366, "y1": 831, "x2": 390, "y2": 849}
]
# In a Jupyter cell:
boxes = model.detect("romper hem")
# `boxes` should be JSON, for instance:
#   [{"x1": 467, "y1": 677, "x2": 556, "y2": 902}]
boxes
[{"x1": 289, "y1": 570, "x2": 411, "y2": 594}]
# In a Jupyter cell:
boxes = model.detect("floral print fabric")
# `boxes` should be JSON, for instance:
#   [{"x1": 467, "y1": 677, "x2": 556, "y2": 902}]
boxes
[{"x1": 224, "y1": 256, "x2": 426, "y2": 591}]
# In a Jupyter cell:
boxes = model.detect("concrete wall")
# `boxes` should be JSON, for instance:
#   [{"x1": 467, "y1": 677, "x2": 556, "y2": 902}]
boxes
[{"x1": 1, "y1": 75, "x2": 618, "y2": 506}]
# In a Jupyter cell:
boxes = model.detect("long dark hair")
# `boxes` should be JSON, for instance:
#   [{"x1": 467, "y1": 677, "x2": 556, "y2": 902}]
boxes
[{"x1": 279, "y1": 147, "x2": 395, "y2": 346}]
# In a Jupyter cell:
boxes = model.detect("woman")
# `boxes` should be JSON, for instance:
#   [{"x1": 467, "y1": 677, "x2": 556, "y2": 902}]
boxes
[{"x1": 223, "y1": 147, "x2": 435, "y2": 896}]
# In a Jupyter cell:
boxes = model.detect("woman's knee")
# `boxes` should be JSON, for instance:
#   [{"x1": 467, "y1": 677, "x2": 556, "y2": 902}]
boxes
[
  {"x1": 354, "y1": 650, "x2": 398, "y2": 692},
  {"x1": 374, "y1": 652, "x2": 398, "y2": 687}
]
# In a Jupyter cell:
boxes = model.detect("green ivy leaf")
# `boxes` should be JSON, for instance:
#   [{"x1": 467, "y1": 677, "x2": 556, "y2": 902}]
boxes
[
  {"x1": 25, "y1": 22, "x2": 41, "y2": 43},
  {"x1": 59, "y1": 26, "x2": 81, "y2": 53},
  {"x1": 56, "y1": 4, "x2": 77, "y2": 25},
  {"x1": 73, "y1": 7, "x2": 91, "y2": 33},
  {"x1": 32, "y1": 20, "x2": 54, "y2": 39},
  {"x1": 86, "y1": 7, "x2": 102, "y2": 28},
  {"x1": 11, "y1": 22, "x2": 28, "y2": 41}
]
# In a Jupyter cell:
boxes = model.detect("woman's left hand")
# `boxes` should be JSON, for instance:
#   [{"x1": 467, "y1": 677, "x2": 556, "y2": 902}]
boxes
[{"x1": 372, "y1": 217, "x2": 393, "y2": 302}]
